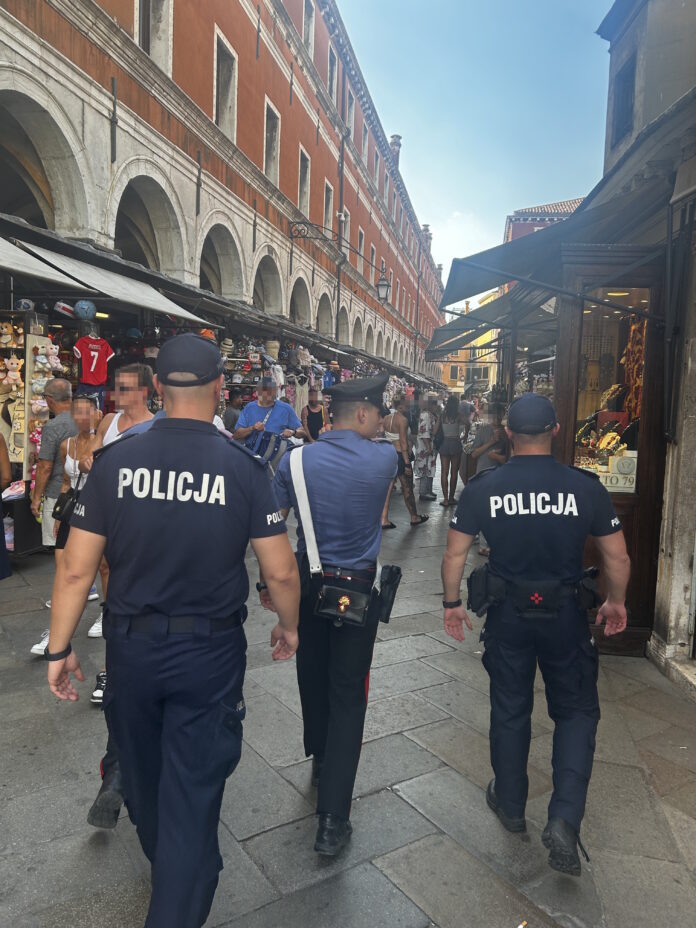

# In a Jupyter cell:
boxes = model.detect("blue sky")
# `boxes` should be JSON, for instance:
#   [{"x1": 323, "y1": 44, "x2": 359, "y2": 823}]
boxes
[{"x1": 338, "y1": 0, "x2": 613, "y2": 286}]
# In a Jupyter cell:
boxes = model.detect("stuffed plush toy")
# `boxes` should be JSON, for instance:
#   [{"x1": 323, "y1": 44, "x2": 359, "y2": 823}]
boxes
[
  {"x1": 33, "y1": 344, "x2": 52, "y2": 373},
  {"x1": 0, "y1": 357, "x2": 6, "y2": 382},
  {"x1": 14, "y1": 324, "x2": 24, "y2": 348},
  {"x1": 0, "y1": 321, "x2": 15, "y2": 348},
  {"x1": 46, "y1": 343, "x2": 64, "y2": 372},
  {"x1": 31, "y1": 374, "x2": 51, "y2": 396},
  {"x1": 31, "y1": 396, "x2": 50, "y2": 419},
  {"x1": 5, "y1": 354, "x2": 23, "y2": 391}
]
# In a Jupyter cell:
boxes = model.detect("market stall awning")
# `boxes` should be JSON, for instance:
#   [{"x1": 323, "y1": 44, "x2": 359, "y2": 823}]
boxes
[
  {"x1": 440, "y1": 179, "x2": 671, "y2": 308},
  {"x1": 14, "y1": 241, "x2": 207, "y2": 325},
  {"x1": 0, "y1": 237, "x2": 92, "y2": 291}
]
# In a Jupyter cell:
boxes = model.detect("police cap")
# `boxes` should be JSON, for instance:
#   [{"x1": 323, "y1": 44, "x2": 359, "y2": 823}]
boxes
[
  {"x1": 324, "y1": 372, "x2": 390, "y2": 416},
  {"x1": 507, "y1": 392, "x2": 557, "y2": 435},
  {"x1": 156, "y1": 333, "x2": 224, "y2": 386}
]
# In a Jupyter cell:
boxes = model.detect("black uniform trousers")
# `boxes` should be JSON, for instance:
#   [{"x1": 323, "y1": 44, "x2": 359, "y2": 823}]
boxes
[
  {"x1": 482, "y1": 599, "x2": 600, "y2": 832},
  {"x1": 104, "y1": 614, "x2": 247, "y2": 928},
  {"x1": 296, "y1": 592, "x2": 380, "y2": 820}
]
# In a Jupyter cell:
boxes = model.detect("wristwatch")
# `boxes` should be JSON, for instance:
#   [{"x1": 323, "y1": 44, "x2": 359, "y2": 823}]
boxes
[
  {"x1": 44, "y1": 642, "x2": 73, "y2": 661},
  {"x1": 256, "y1": 582, "x2": 268, "y2": 592},
  {"x1": 442, "y1": 599, "x2": 463, "y2": 609}
]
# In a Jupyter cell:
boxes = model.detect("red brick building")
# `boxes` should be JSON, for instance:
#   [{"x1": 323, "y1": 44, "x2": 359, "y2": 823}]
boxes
[
  {"x1": 0, "y1": 0, "x2": 444, "y2": 373},
  {"x1": 503, "y1": 198, "x2": 584, "y2": 243}
]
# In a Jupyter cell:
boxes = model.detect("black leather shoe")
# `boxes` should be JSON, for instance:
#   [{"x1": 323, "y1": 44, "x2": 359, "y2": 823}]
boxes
[
  {"x1": 486, "y1": 779, "x2": 526, "y2": 833},
  {"x1": 87, "y1": 764, "x2": 124, "y2": 829},
  {"x1": 542, "y1": 817, "x2": 589, "y2": 876},
  {"x1": 314, "y1": 813, "x2": 352, "y2": 856},
  {"x1": 311, "y1": 756, "x2": 324, "y2": 787}
]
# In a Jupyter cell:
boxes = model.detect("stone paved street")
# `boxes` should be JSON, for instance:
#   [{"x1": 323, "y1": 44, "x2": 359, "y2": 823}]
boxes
[{"x1": 2, "y1": 493, "x2": 696, "y2": 927}]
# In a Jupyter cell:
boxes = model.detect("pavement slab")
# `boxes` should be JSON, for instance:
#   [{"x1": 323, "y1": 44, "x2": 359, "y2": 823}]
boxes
[
  {"x1": 421, "y1": 648, "x2": 491, "y2": 694},
  {"x1": 376, "y1": 833, "x2": 560, "y2": 928},
  {"x1": 242, "y1": 789, "x2": 436, "y2": 895},
  {"x1": 222, "y1": 862, "x2": 430, "y2": 928},
  {"x1": 280, "y1": 732, "x2": 443, "y2": 802},
  {"x1": 363, "y1": 691, "x2": 449, "y2": 741},
  {"x1": 370, "y1": 634, "x2": 453, "y2": 667},
  {"x1": 241, "y1": 693, "x2": 308, "y2": 767},
  {"x1": 367, "y1": 657, "x2": 452, "y2": 700}
]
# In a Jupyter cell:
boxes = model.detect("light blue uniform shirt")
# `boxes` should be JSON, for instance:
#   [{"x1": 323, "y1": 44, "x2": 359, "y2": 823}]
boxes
[{"x1": 273, "y1": 429, "x2": 398, "y2": 569}]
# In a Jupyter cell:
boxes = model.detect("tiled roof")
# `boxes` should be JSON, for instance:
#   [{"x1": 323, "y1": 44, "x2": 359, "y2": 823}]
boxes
[{"x1": 512, "y1": 198, "x2": 584, "y2": 218}]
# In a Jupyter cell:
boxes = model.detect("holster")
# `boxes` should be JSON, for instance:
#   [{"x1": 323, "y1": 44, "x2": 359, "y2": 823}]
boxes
[
  {"x1": 467, "y1": 564, "x2": 506, "y2": 617},
  {"x1": 376, "y1": 564, "x2": 403, "y2": 624}
]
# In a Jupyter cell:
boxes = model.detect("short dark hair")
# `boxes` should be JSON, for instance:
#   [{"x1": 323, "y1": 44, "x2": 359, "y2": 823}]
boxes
[
  {"x1": 331, "y1": 399, "x2": 363, "y2": 422},
  {"x1": 118, "y1": 363, "x2": 153, "y2": 393},
  {"x1": 229, "y1": 388, "x2": 242, "y2": 400},
  {"x1": 73, "y1": 394, "x2": 98, "y2": 409}
]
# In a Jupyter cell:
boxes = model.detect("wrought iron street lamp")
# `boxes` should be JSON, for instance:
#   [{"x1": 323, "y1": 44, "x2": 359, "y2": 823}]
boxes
[{"x1": 376, "y1": 260, "x2": 391, "y2": 304}]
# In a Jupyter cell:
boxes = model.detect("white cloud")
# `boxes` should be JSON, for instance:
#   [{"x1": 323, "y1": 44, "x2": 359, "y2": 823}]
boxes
[{"x1": 429, "y1": 209, "x2": 502, "y2": 281}]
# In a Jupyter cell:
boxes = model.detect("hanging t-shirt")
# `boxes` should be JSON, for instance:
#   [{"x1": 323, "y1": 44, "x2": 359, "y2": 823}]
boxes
[
  {"x1": 73, "y1": 336, "x2": 115, "y2": 386},
  {"x1": 322, "y1": 371, "x2": 336, "y2": 390}
]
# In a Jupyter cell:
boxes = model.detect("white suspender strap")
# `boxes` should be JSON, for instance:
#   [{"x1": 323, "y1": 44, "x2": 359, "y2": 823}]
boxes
[{"x1": 289, "y1": 446, "x2": 323, "y2": 576}]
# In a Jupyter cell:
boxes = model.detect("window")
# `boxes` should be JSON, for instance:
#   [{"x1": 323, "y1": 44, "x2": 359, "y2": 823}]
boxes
[
  {"x1": 399, "y1": 206, "x2": 404, "y2": 236},
  {"x1": 346, "y1": 89, "x2": 355, "y2": 141},
  {"x1": 401, "y1": 288, "x2": 406, "y2": 315},
  {"x1": 264, "y1": 100, "x2": 280, "y2": 186},
  {"x1": 138, "y1": 0, "x2": 172, "y2": 74},
  {"x1": 384, "y1": 172, "x2": 390, "y2": 205},
  {"x1": 328, "y1": 46, "x2": 338, "y2": 104},
  {"x1": 342, "y1": 208, "x2": 350, "y2": 258},
  {"x1": 449, "y1": 365, "x2": 459, "y2": 382},
  {"x1": 612, "y1": 54, "x2": 636, "y2": 147},
  {"x1": 298, "y1": 147, "x2": 310, "y2": 216},
  {"x1": 303, "y1": 0, "x2": 315, "y2": 58},
  {"x1": 392, "y1": 191, "x2": 397, "y2": 220},
  {"x1": 357, "y1": 227, "x2": 365, "y2": 275},
  {"x1": 388, "y1": 269, "x2": 393, "y2": 304},
  {"x1": 407, "y1": 294, "x2": 411, "y2": 322},
  {"x1": 214, "y1": 31, "x2": 237, "y2": 142},
  {"x1": 374, "y1": 150, "x2": 380, "y2": 185},
  {"x1": 369, "y1": 245, "x2": 376, "y2": 285},
  {"x1": 395, "y1": 279, "x2": 400, "y2": 310},
  {"x1": 323, "y1": 181, "x2": 334, "y2": 234},
  {"x1": 362, "y1": 123, "x2": 368, "y2": 164}
]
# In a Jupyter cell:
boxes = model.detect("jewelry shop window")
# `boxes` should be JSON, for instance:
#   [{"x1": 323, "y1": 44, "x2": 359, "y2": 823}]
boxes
[{"x1": 574, "y1": 287, "x2": 649, "y2": 493}]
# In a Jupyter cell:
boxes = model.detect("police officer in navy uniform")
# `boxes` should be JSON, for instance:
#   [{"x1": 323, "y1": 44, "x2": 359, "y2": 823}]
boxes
[
  {"x1": 46, "y1": 334, "x2": 300, "y2": 927},
  {"x1": 268, "y1": 373, "x2": 397, "y2": 856},
  {"x1": 441, "y1": 393, "x2": 630, "y2": 876}
]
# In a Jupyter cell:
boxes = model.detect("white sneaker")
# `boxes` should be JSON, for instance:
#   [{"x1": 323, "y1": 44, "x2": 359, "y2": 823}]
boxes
[
  {"x1": 87, "y1": 585, "x2": 100, "y2": 602},
  {"x1": 88, "y1": 613, "x2": 103, "y2": 638},
  {"x1": 31, "y1": 629, "x2": 50, "y2": 656},
  {"x1": 44, "y1": 599, "x2": 51, "y2": 609}
]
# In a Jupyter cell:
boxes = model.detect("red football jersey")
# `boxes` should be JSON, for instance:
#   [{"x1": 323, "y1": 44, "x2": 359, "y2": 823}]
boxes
[{"x1": 73, "y1": 336, "x2": 115, "y2": 385}]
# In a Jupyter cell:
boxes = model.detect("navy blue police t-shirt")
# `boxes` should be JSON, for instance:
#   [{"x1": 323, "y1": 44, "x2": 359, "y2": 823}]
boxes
[
  {"x1": 70, "y1": 418, "x2": 286, "y2": 617},
  {"x1": 450, "y1": 455, "x2": 621, "y2": 584}
]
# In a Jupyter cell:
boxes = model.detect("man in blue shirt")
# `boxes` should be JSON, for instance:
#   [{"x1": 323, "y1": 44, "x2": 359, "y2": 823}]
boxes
[
  {"x1": 233, "y1": 376, "x2": 305, "y2": 450},
  {"x1": 270, "y1": 373, "x2": 397, "y2": 856}
]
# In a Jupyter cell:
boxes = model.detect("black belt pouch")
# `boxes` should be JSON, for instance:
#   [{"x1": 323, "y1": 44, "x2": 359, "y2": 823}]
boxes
[{"x1": 510, "y1": 580, "x2": 564, "y2": 619}]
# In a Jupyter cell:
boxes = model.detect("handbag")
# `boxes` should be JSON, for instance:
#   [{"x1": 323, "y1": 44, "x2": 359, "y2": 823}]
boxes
[
  {"x1": 244, "y1": 403, "x2": 276, "y2": 453},
  {"x1": 289, "y1": 447, "x2": 373, "y2": 627},
  {"x1": 433, "y1": 417, "x2": 444, "y2": 451},
  {"x1": 52, "y1": 472, "x2": 84, "y2": 523}
]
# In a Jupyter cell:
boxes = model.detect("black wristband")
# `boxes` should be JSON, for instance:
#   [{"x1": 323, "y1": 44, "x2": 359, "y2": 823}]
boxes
[
  {"x1": 442, "y1": 599, "x2": 463, "y2": 609},
  {"x1": 44, "y1": 642, "x2": 73, "y2": 662},
  {"x1": 256, "y1": 582, "x2": 268, "y2": 592}
]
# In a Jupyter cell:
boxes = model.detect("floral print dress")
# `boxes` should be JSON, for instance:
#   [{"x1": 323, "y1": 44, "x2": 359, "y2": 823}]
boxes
[{"x1": 415, "y1": 411, "x2": 437, "y2": 479}]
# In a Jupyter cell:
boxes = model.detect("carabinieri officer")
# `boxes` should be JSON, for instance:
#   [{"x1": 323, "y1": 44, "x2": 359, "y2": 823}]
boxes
[
  {"x1": 269, "y1": 373, "x2": 397, "y2": 856},
  {"x1": 440, "y1": 392, "x2": 630, "y2": 876},
  {"x1": 45, "y1": 334, "x2": 301, "y2": 928}
]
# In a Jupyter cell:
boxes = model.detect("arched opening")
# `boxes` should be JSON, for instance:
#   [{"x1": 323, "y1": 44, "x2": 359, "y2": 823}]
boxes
[
  {"x1": 337, "y1": 306, "x2": 350, "y2": 344},
  {"x1": 399, "y1": 344, "x2": 404, "y2": 366},
  {"x1": 352, "y1": 316, "x2": 363, "y2": 350},
  {"x1": 253, "y1": 254, "x2": 283, "y2": 314},
  {"x1": 392, "y1": 341, "x2": 399, "y2": 363},
  {"x1": 376, "y1": 331, "x2": 384, "y2": 358},
  {"x1": 114, "y1": 176, "x2": 185, "y2": 277},
  {"x1": 0, "y1": 89, "x2": 89, "y2": 234},
  {"x1": 289, "y1": 277, "x2": 312, "y2": 326},
  {"x1": 199, "y1": 224, "x2": 243, "y2": 299},
  {"x1": 385, "y1": 336, "x2": 392, "y2": 361},
  {"x1": 316, "y1": 294, "x2": 333, "y2": 335},
  {"x1": 365, "y1": 325, "x2": 374, "y2": 355}
]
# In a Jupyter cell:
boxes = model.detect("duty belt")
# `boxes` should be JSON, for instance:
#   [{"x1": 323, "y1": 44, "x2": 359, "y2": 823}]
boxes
[{"x1": 104, "y1": 608, "x2": 246, "y2": 635}]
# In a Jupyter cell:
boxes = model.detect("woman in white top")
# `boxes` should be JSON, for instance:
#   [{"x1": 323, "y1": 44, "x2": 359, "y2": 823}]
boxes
[
  {"x1": 52, "y1": 395, "x2": 100, "y2": 554},
  {"x1": 380, "y1": 395, "x2": 428, "y2": 528}
]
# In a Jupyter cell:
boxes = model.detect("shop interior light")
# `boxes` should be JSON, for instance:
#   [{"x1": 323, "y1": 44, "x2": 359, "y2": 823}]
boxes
[
  {"x1": 641, "y1": 299, "x2": 649, "y2": 304},
  {"x1": 606, "y1": 291, "x2": 630, "y2": 297},
  {"x1": 95, "y1": 312, "x2": 110, "y2": 319}
]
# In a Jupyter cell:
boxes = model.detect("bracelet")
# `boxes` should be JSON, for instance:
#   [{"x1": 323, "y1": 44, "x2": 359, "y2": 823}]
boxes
[
  {"x1": 442, "y1": 599, "x2": 463, "y2": 609},
  {"x1": 256, "y1": 582, "x2": 268, "y2": 592},
  {"x1": 44, "y1": 642, "x2": 73, "y2": 662}
]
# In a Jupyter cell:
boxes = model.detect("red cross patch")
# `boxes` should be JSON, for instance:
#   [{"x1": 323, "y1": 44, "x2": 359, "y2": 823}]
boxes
[{"x1": 530, "y1": 592, "x2": 544, "y2": 605}]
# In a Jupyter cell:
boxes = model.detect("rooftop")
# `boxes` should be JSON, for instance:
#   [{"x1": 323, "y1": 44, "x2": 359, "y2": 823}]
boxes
[{"x1": 511, "y1": 198, "x2": 584, "y2": 218}]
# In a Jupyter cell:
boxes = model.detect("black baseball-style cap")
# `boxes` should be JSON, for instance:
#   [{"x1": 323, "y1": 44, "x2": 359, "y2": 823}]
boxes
[
  {"x1": 507, "y1": 393, "x2": 557, "y2": 435},
  {"x1": 259, "y1": 376, "x2": 276, "y2": 389},
  {"x1": 156, "y1": 333, "x2": 224, "y2": 386},
  {"x1": 324, "y1": 372, "x2": 390, "y2": 417}
]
